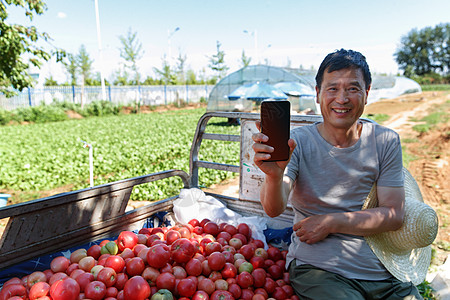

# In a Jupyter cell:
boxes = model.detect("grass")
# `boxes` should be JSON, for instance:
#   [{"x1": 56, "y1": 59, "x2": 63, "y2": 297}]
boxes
[
  {"x1": 421, "y1": 84, "x2": 450, "y2": 91},
  {"x1": 412, "y1": 100, "x2": 450, "y2": 134},
  {"x1": 362, "y1": 113, "x2": 390, "y2": 124}
]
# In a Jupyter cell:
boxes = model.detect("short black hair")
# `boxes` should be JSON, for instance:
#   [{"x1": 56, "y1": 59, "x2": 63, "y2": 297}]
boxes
[{"x1": 315, "y1": 49, "x2": 372, "y2": 90}]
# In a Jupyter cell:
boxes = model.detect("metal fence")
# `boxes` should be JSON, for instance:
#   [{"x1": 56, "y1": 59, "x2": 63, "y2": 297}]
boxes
[{"x1": 0, "y1": 85, "x2": 214, "y2": 110}]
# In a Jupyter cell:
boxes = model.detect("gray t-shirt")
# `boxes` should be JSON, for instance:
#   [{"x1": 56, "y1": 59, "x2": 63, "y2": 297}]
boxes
[{"x1": 285, "y1": 122, "x2": 404, "y2": 280}]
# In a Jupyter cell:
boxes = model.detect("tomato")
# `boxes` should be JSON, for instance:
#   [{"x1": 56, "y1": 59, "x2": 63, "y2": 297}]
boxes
[
  {"x1": 199, "y1": 219, "x2": 210, "y2": 227},
  {"x1": 223, "y1": 224, "x2": 237, "y2": 236},
  {"x1": 156, "y1": 272, "x2": 176, "y2": 292},
  {"x1": 0, "y1": 284, "x2": 27, "y2": 300},
  {"x1": 282, "y1": 284, "x2": 294, "y2": 297},
  {"x1": 192, "y1": 290, "x2": 209, "y2": 300},
  {"x1": 27, "y1": 271, "x2": 47, "y2": 289},
  {"x1": 117, "y1": 231, "x2": 138, "y2": 252},
  {"x1": 90, "y1": 265, "x2": 104, "y2": 280},
  {"x1": 165, "y1": 229, "x2": 181, "y2": 245},
  {"x1": 51, "y1": 256, "x2": 71, "y2": 273},
  {"x1": 66, "y1": 263, "x2": 79, "y2": 276},
  {"x1": 29, "y1": 281, "x2": 50, "y2": 300},
  {"x1": 70, "y1": 249, "x2": 88, "y2": 264},
  {"x1": 267, "y1": 246, "x2": 282, "y2": 261},
  {"x1": 240, "y1": 288, "x2": 254, "y2": 300},
  {"x1": 105, "y1": 286, "x2": 118, "y2": 298},
  {"x1": 216, "y1": 231, "x2": 232, "y2": 242},
  {"x1": 49, "y1": 272, "x2": 69, "y2": 285},
  {"x1": 197, "y1": 278, "x2": 215, "y2": 295},
  {"x1": 74, "y1": 272, "x2": 94, "y2": 292},
  {"x1": 150, "y1": 288, "x2": 174, "y2": 300},
  {"x1": 185, "y1": 258, "x2": 202, "y2": 276},
  {"x1": 172, "y1": 266, "x2": 187, "y2": 279},
  {"x1": 188, "y1": 219, "x2": 200, "y2": 227},
  {"x1": 272, "y1": 286, "x2": 288, "y2": 300},
  {"x1": 207, "y1": 252, "x2": 226, "y2": 271},
  {"x1": 263, "y1": 277, "x2": 276, "y2": 294},
  {"x1": 105, "y1": 255, "x2": 126, "y2": 273},
  {"x1": 221, "y1": 262, "x2": 237, "y2": 279},
  {"x1": 239, "y1": 244, "x2": 256, "y2": 261},
  {"x1": 170, "y1": 238, "x2": 196, "y2": 264},
  {"x1": 87, "y1": 245, "x2": 102, "y2": 259},
  {"x1": 214, "y1": 279, "x2": 228, "y2": 291},
  {"x1": 84, "y1": 281, "x2": 106, "y2": 300},
  {"x1": 251, "y1": 268, "x2": 266, "y2": 288},
  {"x1": 228, "y1": 283, "x2": 242, "y2": 299},
  {"x1": 203, "y1": 222, "x2": 219, "y2": 236},
  {"x1": 238, "y1": 262, "x2": 254, "y2": 274},
  {"x1": 268, "y1": 264, "x2": 283, "y2": 280},
  {"x1": 210, "y1": 290, "x2": 233, "y2": 300},
  {"x1": 114, "y1": 273, "x2": 128, "y2": 290},
  {"x1": 237, "y1": 223, "x2": 252, "y2": 239},
  {"x1": 177, "y1": 278, "x2": 196, "y2": 298},
  {"x1": 50, "y1": 277, "x2": 80, "y2": 300},
  {"x1": 236, "y1": 271, "x2": 254, "y2": 289},
  {"x1": 250, "y1": 256, "x2": 265, "y2": 269},
  {"x1": 142, "y1": 266, "x2": 160, "y2": 286},
  {"x1": 147, "y1": 244, "x2": 171, "y2": 269},
  {"x1": 78, "y1": 256, "x2": 96, "y2": 272},
  {"x1": 204, "y1": 242, "x2": 222, "y2": 256},
  {"x1": 123, "y1": 276, "x2": 150, "y2": 300},
  {"x1": 97, "y1": 267, "x2": 117, "y2": 287},
  {"x1": 2, "y1": 278, "x2": 24, "y2": 288},
  {"x1": 228, "y1": 237, "x2": 243, "y2": 250},
  {"x1": 125, "y1": 257, "x2": 145, "y2": 277}
]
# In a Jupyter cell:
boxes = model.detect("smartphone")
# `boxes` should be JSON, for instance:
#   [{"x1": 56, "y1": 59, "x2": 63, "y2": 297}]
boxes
[{"x1": 260, "y1": 100, "x2": 291, "y2": 161}]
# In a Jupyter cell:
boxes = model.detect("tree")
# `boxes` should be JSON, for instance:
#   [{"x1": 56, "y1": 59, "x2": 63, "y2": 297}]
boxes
[
  {"x1": 76, "y1": 45, "x2": 93, "y2": 85},
  {"x1": 118, "y1": 28, "x2": 143, "y2": 85},
  {"x1": 0, "y1": 0, "x2": 64, "y2": 97},
  {"x1": 394, "y1": 23, "x2": 450, "y2": 77},
  {"x1": 44, "y1": 76, "x2": 58, "y2": 86},
  {"x1": 63, "y1": 53, "x2": 78, "y2": 85},
  {"x1": 175, "y1": 52, "x2": 187, "y2": 84},
  {"x1": 153, "y1": 57, "x2": 177, "y2": 85},
  {"x1": 240, "y1": 50, "x2": 251, "y2": 68},
  {"x1": 208, "y1": 41, "x2": 229, "y2": 81}
]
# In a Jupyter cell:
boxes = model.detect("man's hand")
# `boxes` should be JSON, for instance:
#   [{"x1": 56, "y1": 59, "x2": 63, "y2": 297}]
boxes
[
  {"x1": 252, "y1": 120, "x2": 296, "y2": 177},
  {"x1": 293, "y1": 214, "x2": 334, "y2": 244}
]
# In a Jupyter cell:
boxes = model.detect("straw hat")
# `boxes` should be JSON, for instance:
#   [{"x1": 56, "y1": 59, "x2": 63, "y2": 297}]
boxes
[{"x1": 362, "y1": 168, "x2": 438, "y2": 285}]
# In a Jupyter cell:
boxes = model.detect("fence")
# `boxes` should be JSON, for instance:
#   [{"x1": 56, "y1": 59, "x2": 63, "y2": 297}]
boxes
[{"x1": 0, "y1": 85, "x2": 214, "y2": 110}]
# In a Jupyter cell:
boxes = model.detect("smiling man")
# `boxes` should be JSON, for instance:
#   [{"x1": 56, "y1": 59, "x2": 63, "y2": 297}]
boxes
[{"x1": 252, "y1": 49, "x2": 424, "y2": 299}]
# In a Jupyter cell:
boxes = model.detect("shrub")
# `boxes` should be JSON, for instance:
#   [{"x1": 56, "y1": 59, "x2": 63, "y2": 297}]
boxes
[{"x1": 0, "y1": 108, "x2": 12, "y2": 125}]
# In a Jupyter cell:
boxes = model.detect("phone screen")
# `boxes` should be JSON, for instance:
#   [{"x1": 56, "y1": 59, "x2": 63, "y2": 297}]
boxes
[{"x1": 260, "y1": 100, "x2": 291, "y2": 161}]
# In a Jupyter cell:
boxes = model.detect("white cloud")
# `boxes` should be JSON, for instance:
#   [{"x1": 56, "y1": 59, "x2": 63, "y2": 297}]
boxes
[{"x1": 57, "y1": 12, "x2": 67, "y2": 19}]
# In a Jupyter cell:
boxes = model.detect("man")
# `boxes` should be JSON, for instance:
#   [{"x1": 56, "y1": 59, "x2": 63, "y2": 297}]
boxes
[{"x1": 252, "y1": 49, "x2": 423, "y2": 299}]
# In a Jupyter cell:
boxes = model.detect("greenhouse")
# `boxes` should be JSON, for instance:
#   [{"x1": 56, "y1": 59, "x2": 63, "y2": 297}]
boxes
[{"x1": 206, "y1": 65, "x2": 422, "y2": 115}]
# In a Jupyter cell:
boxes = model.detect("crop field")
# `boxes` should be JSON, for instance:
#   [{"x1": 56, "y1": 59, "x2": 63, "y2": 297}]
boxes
[{"x1": 0, "y1": 108, "x2": 240, "y2": 203}]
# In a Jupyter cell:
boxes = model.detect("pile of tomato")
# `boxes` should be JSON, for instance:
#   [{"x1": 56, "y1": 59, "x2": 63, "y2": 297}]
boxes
[{"x1": 0, "y1": 218, "x2": 299, "y2": 300}]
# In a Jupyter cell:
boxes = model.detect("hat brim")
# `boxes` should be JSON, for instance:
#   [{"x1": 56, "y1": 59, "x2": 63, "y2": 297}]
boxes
[{"x1": 363, "y1": 168, "x2": 436, "y2": 285}]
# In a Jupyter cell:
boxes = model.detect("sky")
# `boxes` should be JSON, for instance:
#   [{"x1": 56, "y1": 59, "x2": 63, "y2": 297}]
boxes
[{"x1": 8, "y1": 0, "x2": 450, "y2": 84}]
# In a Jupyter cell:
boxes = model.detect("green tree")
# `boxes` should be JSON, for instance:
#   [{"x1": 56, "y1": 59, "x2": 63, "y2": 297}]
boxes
[
  {"x1": 76, "y1": 45, "x2": 93, "y2": 85},
  {"x1": 63, "y1": 53, "x2": 78, "y2": 85},
  {"x1": 208, "y1": 41, "x2": 229, "y2": 81},
  {"x1": 185, "y1": 69, "x2": 197, "y2": 85},
  {"x1": 154, "y1": 58, "x2": 177, "y2": 85},
  {"x1": 175, "y1": 52, "x2": 187, "y2": 84},
  {"x1": 118, "y1": 28, "x2": 143, "y2": 85},
  {"x1": 240, "y1": 50, "x2": 252, "y2": 67},
  {"x1": 0, "y1": 0, "x2": 63, "y2": 97},
  {"x1": 44, "y1": 76, "x2": 58, "y2": 86},
  {"x1": 394, "y1": 23, "x2": 450, "y2": 77},
  {"x1": 112, "y1": 67, "x2": 130, "y2": 86}
]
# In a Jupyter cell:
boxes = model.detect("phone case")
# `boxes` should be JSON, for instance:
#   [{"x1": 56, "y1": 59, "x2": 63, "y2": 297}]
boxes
[{"x1": 260, "y1": 100, "x2": 291, "y2": 161}]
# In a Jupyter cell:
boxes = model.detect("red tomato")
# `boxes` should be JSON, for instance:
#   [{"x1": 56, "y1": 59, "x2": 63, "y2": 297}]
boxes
[
  {"x1": 228, "y1": 283, "x2": 242, "y2": 299},
  {"x1": 210, "y1": 290, "x2": 233, "y2": 300},
  {"x1": 237, "y1": 223, "x2": 252, "y2": 239},
  {"x1": 125, "y1": 257, "x2": 145, "y2": 277},
  {"x1": 221, "y1": 262, "x2": 237, "y2": 279},
  {"x1": 207, "y1": 252, "x2": 226, "y2": 271},
  {"x1": 203, "y1": 222, "x2": 219, "y2": 236},
  {"x1": 49, "y1": 272, "x2": 69, "y2": 285},
  {"x1": 87, "y1": 245, "x2": 102, "y2": 259},
  {"x1": 3, "y1": 277, "x2": 24, "y2": 288},
  {"x1": 251, "y1": 268, "x2": 267, "y2": 288},
  {"x1": 97, "y1": 267, "x2": 117, "y2": 287},
  {"x1": 239, "y1": 244, "x2": 256, "y2": 261},
  {"x1": 170, "y1": 238, "x2": 196, "y2": 263},
  {"x1": 165, "y1": 229, "x2": 182, "y2": 245},
  {"x1": 123, "y1": 276, "x2": 150, "y2": 300},
  {"x1": 29, "y1": 281, "x2": 50, "y2": 300},
  {"x1": 204, "y1": 242, "x2": 223, "y2": 256},
  {"x1": 50, "y1": 277, "x2": 80, "y2": 300},
  {"x1": 27, "y1": 271, "x2": 47, "y2": 289},
  {"x1": 84, "y1": 281, "x2": 106, "y2": 300},
  {"x1": 147, "y1": 244, "x2": 171, "y2": 268},
  {"x1": 267, "y1": 247, "x2": 283, "y2": 261},
  {"x1": 113, "y1": 273, "x2": 128, "y2": 290},
  {"x1": 272, "y1": 286, "x2": 288, "y2": 300},
  {"x1": 141, "y1": 266, "x2": 160, "y2": 286},
  {"x1": 268, "y1": 264, "x2": 283, "y2": 280},
  {"x1": 74, "y1": 272, "x2": 94, "y2": 292},
  {"x1": 263, "y1": 277, "x2": 276, "y2": 294},
  {"x1": 104, "y1": 255, "x2": 126, "y2": 273},
  {"x1": 105, "y1": 286, "x2": 118, "y2": 298},
  {"x1": 173, "y1": 266, "x2": 187, "y2": 279},
  {"x1": 155, "y1": 272, "x2": 176, "y2": 292},
  {"x1": 199, "y1": 219, "x2": 210, "y2": 227},
  {"x1": 236, "y1": 272, "x2": 254, "y2": 289},
  {"x1": 250, "y1": 256, "x2": 265, "y2": 269},
  {"x1": 185, "y1": 258, "x2": 202, "y2": 276},
  {"x1": 0, "y1": 284, "x2": 27, "y2": 300},
  {"x1": 177, "y1": 278, "x2": 196, "y2": 298},
  {"x1": 192, "y1": 290, "x2": 209, "y2": 300},
  {"x1": 117, "y1": 231, "x2": 138, "y2": 252},
  {"x1": 197, "y1": 278, "x2": 215, "y2": 295},
  {"x1": 188, "y1": 219, "x2": 200, "y2": 227},
  {"x1": 51, "y1": 256, "x2": 71, "y2": 273}
]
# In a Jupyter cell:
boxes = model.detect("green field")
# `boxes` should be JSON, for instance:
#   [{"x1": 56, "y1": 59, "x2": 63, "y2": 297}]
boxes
[{"x1": 0, "y1": 108, "x2": 240, "y2": 203}]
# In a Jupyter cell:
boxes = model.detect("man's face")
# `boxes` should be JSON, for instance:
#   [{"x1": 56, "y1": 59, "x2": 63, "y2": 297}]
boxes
[{"x1": 316, "y1": 68, "x2": 370, "y2": 130}]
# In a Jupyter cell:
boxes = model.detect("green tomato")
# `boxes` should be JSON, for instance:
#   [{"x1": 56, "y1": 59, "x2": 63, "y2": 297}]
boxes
[
  {"x1": 150, "y1": 289, "x2": 174, "y2": 300},
  {"x1": 101, "y1": 241, "x2": 118, "y2": 255}
]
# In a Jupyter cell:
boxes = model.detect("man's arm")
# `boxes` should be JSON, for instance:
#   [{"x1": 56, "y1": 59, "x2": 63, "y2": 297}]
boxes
[
  {"x1": 260, "y1": 175, "x2": 293, "y2": 218},
  {"x1": 293, "y1": 186, "x2": 405, "y2": 244}
]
